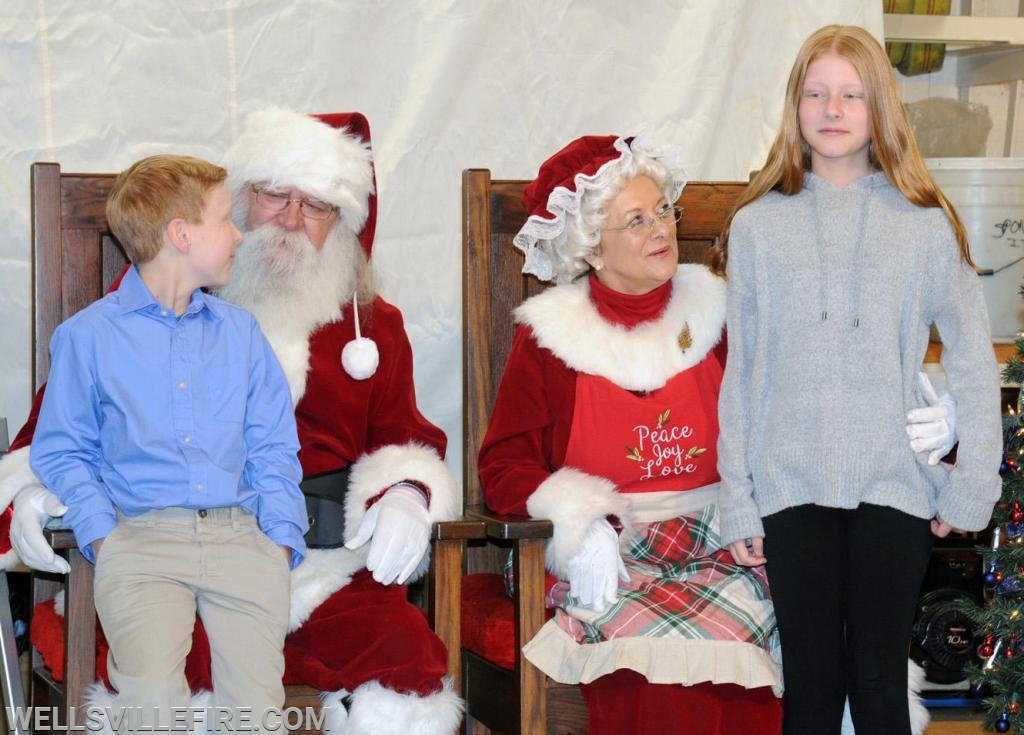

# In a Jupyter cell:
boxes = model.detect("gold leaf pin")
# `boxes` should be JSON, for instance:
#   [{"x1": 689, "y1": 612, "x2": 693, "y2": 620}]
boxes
[{"x1": 678, "y1": 322, "x2": 692, "y2": 352}]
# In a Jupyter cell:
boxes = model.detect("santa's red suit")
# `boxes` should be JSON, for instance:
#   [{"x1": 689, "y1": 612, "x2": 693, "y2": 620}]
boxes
[{"x1": 0, "y1": 108, "x2": 463, "y2": 735}]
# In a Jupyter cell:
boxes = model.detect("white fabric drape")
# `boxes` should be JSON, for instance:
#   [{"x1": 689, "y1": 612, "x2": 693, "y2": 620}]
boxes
[{"x1": 0, "y1": 0, "x2": 881, "y2": 476}]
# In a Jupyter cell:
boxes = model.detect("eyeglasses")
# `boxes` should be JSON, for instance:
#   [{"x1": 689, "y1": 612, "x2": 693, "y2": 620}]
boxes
[
  {"x1": 603, "y1": 205, "x2": 683, "y2": 234},
  {"x1": 250, "y1": 185, "x2": 337, "y2": 220}
]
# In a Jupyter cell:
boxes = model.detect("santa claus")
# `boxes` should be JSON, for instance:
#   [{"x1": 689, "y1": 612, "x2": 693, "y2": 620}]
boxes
[{"x1": 0, "y1": 107, "x2": 463, "y2": 734}]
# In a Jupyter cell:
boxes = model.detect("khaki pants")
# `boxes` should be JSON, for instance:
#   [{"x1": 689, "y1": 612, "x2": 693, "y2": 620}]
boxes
[{"x1": 93, "y1": 506, "x2": 290, "y2": 732}]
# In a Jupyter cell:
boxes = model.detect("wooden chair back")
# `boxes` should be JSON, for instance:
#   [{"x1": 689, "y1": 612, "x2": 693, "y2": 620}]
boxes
[
  {"x1": 28, "y1": 162, "x2": 123, "y2": 714},
  {"x1": 30, "y1": 163, "x2": 125, "y2": 392}
]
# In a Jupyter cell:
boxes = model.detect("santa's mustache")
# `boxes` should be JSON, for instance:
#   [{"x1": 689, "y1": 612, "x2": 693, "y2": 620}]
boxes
[{"x1": 234, "y1": 223, "x2": 319, "y2": 278}]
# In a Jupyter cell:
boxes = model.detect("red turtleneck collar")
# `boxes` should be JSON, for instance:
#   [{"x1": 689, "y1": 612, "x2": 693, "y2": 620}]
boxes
[{"x1": 587, "y1": 272, "x2": 673, "y2": 328}]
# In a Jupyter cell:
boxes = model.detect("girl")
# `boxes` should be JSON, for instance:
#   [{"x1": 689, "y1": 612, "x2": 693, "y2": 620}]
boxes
[{"x1": 712, "y1": 24, "x2": 1002, "y2": 735}]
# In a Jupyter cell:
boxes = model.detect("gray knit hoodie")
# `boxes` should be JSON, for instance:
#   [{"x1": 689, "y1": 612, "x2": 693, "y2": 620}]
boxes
[{"x1": 717, "y1": 171, "x2": 1002, "y2": 547}]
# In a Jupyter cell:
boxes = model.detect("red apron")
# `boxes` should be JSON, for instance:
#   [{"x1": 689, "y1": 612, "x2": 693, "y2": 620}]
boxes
[
  {"x1": 563, "y1": 356, "x2": 723, "y2": 494},
  {"x1": 560, "y1": 355, "x2": 782, "y2": 735}
]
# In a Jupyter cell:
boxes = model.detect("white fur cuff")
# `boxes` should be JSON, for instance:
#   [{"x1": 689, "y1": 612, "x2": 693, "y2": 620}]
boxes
[
  {"x1": 345, "y1": 443, "x2": 460, "y2": 545},
  {"x1": 526, "y1": 467, "x2": 633, "y2": 579}
]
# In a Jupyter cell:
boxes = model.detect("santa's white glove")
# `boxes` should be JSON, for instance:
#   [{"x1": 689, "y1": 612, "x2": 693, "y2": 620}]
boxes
[
  {"x1": 907, "y1": 371, "x2": 958, "y2": 466},
  {"x1": 11, "y1": 484, "x2": 69, "y2": 574},
  {"x1": 345, "y1": 484, "x2": 430, "y2": 585},
  {"x1": 566, "y1": 518, "x2": 628, "y2": 613}
]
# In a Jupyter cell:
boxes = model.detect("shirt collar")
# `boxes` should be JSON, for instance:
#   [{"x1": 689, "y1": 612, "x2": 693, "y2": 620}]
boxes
[{"x1": 113, "y1": 265, "x2": 224, "y2": 321}]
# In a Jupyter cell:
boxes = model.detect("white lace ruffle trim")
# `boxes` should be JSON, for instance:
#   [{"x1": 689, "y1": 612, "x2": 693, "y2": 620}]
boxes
[{"x1": 513, "y1": 133, "x2": 688, "y2": 284}]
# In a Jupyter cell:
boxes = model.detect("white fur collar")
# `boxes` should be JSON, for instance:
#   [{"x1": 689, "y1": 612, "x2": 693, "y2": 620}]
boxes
[{"x1": 514, "y1": 265, "x2": 725, "y2": 392}]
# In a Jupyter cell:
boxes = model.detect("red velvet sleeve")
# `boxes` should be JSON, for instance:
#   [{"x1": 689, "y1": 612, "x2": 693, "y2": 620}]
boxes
[
  {"x1": 9, "y1": 385, "x2": 45, "y2": 452},
  {"x1": 364, "y1": 302, "x2": 447, "y2": 457},
  {"x1": 478, "y1": 325, "x2": 575, "y2": 516}
]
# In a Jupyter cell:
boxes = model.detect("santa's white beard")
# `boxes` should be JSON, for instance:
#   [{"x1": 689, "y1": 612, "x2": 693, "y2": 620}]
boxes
[{"x1": 216, "y1": 223, "x2": 361, "y2": 403}]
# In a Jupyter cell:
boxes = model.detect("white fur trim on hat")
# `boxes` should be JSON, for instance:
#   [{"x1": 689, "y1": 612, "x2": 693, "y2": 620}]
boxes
[
  {"x1": 515, "y1": 265, "x2": 725, "y2": 392},
  {"x1": 526, "y1": 467, "x2": 634, "y2": 580},
  {"x1": 289, "y1": 547, "x2": 366, "y2": 631},
  {"x1": 345, "y1": 443, "x2": 461, "y2": 544},
  {"x1": 224, "y1": 106, "x2": 374, "y2": 234},
  {"x1": 343, "y1": 678, "x2": 463, "y2": 735}
]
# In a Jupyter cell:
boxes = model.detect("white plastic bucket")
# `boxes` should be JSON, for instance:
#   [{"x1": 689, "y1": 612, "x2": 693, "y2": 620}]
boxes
[{"x1": 926, "y1": 158, "x2": 1024, "y2": 341}]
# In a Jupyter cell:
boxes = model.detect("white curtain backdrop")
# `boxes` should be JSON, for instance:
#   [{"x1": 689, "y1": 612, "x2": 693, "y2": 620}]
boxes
[{"x1": 0, "y1": 0, "x2": 881, "y2": 479}]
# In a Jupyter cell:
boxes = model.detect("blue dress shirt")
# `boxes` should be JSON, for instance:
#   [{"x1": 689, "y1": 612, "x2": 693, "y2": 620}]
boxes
[{"x1": 30, "y1": 267, "x2": 308, "y2": 567}]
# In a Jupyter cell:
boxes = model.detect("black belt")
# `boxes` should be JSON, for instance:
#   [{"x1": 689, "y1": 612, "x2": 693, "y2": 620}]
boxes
[{"x1": 300, "y1": 467, "x2": 350, "y2": 549}]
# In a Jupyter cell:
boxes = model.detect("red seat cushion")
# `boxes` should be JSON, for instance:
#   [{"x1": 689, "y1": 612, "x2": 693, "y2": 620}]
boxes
[
  {"x1": 461, "y1": 572, "x2": 557, "y2": 670},
  {"x1": 461, "y1": 573, "x2": 517, "y2": 670}
]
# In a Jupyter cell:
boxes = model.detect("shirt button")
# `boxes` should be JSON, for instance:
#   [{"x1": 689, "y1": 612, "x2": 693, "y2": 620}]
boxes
[
  {"x1": 196, "y1": 483, "x2": 205, "y2": 491},
  {"x1": 178, "y1": 382, "x2": 187, "y2": 389},
  {"x1": 182, "y1": 436, "x2": 192, "y2": 444},
  {"x1": 198, "y1": 509, "x2": 208, "y2": 518}
]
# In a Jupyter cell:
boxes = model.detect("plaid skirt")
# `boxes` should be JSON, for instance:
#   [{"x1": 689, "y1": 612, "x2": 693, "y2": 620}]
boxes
[{"x1": 519, "y1": 503, "x2": 783, "y2": 691}]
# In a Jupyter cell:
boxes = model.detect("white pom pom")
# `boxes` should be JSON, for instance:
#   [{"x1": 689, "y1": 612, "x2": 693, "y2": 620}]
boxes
[
  {"x1": 341, "y1": 337, "x2": 379, "y2": 380},
  {"x1": 341, "y1": 293, "x2": 379, "y2": 380}
]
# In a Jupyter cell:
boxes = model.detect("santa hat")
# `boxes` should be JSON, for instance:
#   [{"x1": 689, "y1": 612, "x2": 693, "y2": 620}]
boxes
[
  {"x1": 513, "y1": 133, "x2": 687, "y2": 283},
  {"x1": 224, "y1": 106, "x2": 378, "y2": 256}
]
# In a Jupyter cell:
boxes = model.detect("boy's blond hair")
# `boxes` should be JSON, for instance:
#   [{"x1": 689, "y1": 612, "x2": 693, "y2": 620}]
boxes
[{"x1": 106, "y1": 154, "x2": 227, "y2": 264}]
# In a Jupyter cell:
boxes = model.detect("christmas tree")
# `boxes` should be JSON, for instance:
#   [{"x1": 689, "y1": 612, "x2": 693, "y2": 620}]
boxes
[{"x1": 963, "y1": 333, "x2": 1024, "y2": 733}]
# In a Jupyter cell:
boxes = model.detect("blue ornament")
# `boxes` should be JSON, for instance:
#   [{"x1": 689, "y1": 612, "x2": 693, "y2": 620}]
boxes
[
  {"x1": 996, "y1": 714, "x2": 1011, "y2": 733},
  {"x1": 997, "y1": 577, "x2": 1021, "y2": 597},
  {"x1": 987, "y1": 571, "x2": 1000, "y2": 586},
  {"x1": 1010, "y1": 523, "x2": 1024, "y2": 539}
]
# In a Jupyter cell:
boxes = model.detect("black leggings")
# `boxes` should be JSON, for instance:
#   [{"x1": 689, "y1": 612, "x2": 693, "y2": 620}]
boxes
[{"x1": 763, "y1": 503, "x2": 933, "y2": 735}]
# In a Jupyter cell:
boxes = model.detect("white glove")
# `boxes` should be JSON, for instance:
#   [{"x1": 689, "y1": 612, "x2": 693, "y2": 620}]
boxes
[
  {"x1": 907, "y1": 371, "x2": 958, "y2": 466},
  {"x1": 566, "y1": 518, "x2": 629, "y2": 613},
  {"x1": 11, "y1": 484, "x2": 70, "y2": 573},
  {"x1": 344, "y1": 484, "x2": 430, "y2": 585}
]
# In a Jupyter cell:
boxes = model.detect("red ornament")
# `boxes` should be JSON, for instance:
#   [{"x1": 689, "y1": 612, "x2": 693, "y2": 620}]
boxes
[{"x1": 980, "y1": 635, "x2": 996, "y2": 658}]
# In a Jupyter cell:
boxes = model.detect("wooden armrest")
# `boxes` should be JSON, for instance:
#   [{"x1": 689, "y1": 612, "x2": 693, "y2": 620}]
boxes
[
  {"x1": 432, "y1": 518, "x2": 487, "y2": 541},
  {"x1": 42, "y1": 529, "x2": 76, "y2": 551},
  {"x1": 465, "y1": 505, "x2": 553, "y2": 540}
]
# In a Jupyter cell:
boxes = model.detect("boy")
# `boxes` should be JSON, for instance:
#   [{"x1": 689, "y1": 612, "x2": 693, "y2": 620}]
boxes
[{"x1": 30, "y1": 154, "x2": 307, "y2": 730}]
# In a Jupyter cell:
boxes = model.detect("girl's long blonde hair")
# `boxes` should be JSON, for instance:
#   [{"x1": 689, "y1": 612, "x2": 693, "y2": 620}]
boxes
[{"x1": 708, "y1": 24, "x2": 971, "y2": 276}]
